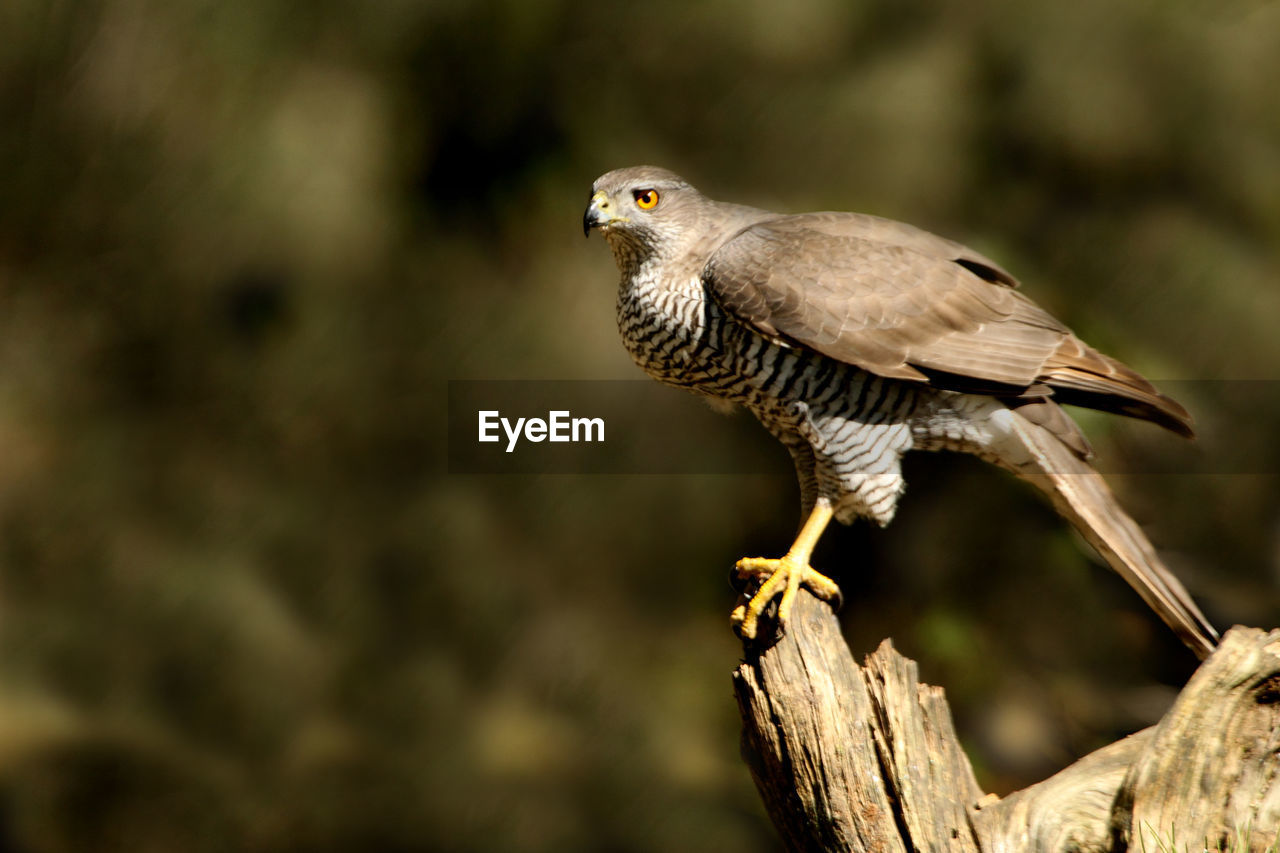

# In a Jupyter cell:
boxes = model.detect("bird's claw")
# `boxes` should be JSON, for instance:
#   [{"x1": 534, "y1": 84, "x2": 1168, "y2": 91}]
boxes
[{"x1": 730, "y1": 555, "x2": 842, "y2": 640}]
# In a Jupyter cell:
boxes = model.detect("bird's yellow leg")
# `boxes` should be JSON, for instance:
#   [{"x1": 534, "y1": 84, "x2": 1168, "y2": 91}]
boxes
[{"x1": 731, "y1": 501, "x2": 841, "y2": 639}]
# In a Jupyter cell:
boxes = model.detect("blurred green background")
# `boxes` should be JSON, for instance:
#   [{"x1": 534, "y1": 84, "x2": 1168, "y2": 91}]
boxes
[{"x1": 2, "y1": 0, "x2": 1278, "y2": 849}]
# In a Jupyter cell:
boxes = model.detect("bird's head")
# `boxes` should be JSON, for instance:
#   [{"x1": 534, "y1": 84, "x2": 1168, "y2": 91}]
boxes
[{"x1": 584, "y1": 166, "x2": 704, "y2": 268}]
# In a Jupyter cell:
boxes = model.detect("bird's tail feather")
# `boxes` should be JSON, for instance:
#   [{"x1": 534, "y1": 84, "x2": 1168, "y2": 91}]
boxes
[{"x1": 998, "y1": 412, "x2": 1219, "y2": 660}]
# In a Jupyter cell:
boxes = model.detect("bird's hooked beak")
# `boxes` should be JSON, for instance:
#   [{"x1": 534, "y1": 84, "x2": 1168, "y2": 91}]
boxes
[{"x1": 583, "y1": 190, "x2": 625, "y2": 237}]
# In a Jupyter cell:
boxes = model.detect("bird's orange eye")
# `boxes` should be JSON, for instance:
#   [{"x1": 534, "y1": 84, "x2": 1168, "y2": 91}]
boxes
[{"x1": 633, "y1": 189, "x2": 659, "y2": 210}]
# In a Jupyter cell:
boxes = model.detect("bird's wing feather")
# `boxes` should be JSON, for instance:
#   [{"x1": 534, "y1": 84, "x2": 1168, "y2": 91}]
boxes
[
  {"x1": 704, "y1": 215, "x2": 1194, "y2": 435},
  {"x1": 705, "y1": 216, "x2": 1064, "y2": 386},
  {"x1": 782, "y1": 211, "x2": 1021, "y2": 288}
]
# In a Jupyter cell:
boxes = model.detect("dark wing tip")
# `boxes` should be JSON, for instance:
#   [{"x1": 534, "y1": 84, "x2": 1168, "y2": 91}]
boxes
[{"x1": 954, "y1": 257, "x2": 1020, "y2": 288}]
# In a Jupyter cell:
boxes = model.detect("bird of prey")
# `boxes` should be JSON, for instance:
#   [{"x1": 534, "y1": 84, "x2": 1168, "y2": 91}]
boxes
[{"x1": 584, "y1": 165, "x2": 1218, "y2": 659}]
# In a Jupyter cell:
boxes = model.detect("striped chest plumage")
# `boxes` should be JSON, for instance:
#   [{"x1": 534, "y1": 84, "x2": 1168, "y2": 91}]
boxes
[
  {"x1": 615, "y1": 266, "x2": 809, "y2": 420},
  {"x1": 615, "y1": 268, "x2": 715, "y2": 389}
]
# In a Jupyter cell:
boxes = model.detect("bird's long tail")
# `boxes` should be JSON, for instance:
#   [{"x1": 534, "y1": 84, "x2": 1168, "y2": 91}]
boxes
[{"x1": 996, "y1": 409, "x2": 1219, "y2": 660}]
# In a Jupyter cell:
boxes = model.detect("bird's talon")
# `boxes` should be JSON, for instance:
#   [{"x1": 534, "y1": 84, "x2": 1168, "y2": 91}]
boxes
[
  {"x1": 728, "y1": 563, "x2": 755, "y2": 593},
  {"x1": 829, "y1": 586, "x2": 844, "y2": 613},
  {"x1": 730, "y1": 555, "x2": 841, "y2": 640}
]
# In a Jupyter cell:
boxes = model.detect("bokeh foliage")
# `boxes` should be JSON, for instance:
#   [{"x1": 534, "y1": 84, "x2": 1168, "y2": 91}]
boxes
[{"x1": 1, "y1": 0, "x2": 1278, "y2": 849}]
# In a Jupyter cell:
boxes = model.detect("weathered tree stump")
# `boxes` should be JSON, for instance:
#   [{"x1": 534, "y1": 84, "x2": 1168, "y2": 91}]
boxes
[{"x1": 733, "y1": 592, "x2": 1280, "y2": 852}]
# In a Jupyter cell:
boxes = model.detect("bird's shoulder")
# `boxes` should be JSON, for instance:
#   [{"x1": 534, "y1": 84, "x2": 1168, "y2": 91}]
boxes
[{"x1": 710, "y1": 211, "x2": 1019, "y2": 289}]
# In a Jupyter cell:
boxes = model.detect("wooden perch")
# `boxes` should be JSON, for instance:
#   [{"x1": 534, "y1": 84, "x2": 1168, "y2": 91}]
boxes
[{"x1": 733, "y1": 593, "x2": 1280, "y2": 852}]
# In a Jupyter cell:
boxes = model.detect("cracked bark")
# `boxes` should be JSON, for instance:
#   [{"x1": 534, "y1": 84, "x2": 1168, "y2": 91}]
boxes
[{"x1": 733, "y1": 593, "x2": 1280, "y2": 852}]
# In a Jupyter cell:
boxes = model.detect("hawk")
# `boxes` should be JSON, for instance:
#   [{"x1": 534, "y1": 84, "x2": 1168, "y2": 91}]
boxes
[{"x1": 584, "y1": 165, "x2": 1217, "y2": 658}]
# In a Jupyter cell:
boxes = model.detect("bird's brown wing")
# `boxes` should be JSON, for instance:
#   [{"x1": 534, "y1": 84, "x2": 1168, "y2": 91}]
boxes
[
  {"x1": 778, "y1": 210, "x2": 1022, "y2": 288},
  {"x1": 703, "y1": 215, "x2": 1194, "y2": 436}
]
